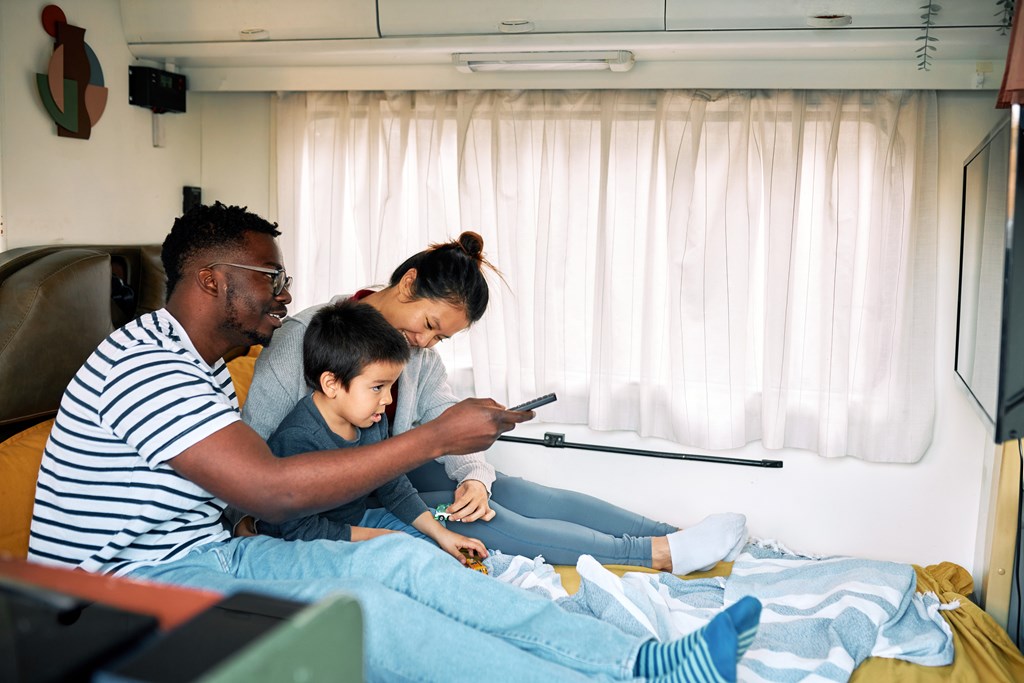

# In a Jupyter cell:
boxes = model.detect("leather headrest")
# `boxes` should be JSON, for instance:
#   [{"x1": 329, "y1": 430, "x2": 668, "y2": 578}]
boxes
[{"x1": 0, "y1": 250, "x2": 113, "y2": 426}]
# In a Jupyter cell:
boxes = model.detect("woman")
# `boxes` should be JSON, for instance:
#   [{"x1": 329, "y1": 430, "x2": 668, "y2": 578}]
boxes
[{"x1": 241, "y1": 232, "x2": 747, "y2": 573}]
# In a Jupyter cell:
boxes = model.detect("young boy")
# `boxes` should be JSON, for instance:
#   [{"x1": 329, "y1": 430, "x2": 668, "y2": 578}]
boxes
[{"x1": 258, "y1": 299, "x2": 488, "y2": 566}]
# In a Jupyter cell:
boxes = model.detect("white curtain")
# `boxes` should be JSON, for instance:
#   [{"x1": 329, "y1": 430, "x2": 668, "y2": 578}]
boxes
[{"x1": 275, "y1": 90, "x2": 937, "y2": 462}]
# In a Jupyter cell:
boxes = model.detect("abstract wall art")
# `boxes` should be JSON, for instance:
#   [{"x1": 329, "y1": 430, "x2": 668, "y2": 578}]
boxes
[{"x1": 35, "y1": 4, "x2": 108, "y2": 139}]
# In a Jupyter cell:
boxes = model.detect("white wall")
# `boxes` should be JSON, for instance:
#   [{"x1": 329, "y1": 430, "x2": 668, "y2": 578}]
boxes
[
  {"x1": 197, "y1": 92, "x2": 272, "y2": 217},
  {"x1": 0, "y1": 0, "x2": 199, "y2": 249},
  {"x1": 0, "y1": 0, "x2": 1012, "y2": 596}
]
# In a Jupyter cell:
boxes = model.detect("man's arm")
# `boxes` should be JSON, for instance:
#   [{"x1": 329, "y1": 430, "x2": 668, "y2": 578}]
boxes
[{"x1": 171, "y1": 398, "x2": 531, "y2": 524}]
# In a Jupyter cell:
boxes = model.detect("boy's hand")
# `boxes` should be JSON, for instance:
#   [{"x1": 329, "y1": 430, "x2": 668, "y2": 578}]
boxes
[
  {"x1": 447, "y1": 480, "x2": 496, "y2": 522},
  {"x1": 232, "y1": 514, "x2": 259, "y2": 537},
  {"x1": 436, "y1": 530, "x2": 488, "y2": 565},
  {"x1": 350, "y1": 526, "x2": 400, "y2": 542},
  {"x1": 431, "y1": 399, "x2": 532, "y2": 455}
]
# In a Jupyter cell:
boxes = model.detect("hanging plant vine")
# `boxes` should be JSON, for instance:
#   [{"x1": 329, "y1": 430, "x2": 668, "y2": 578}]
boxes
[
  {"x1": 997, "y1": 0, "x2": 1015, "y2": 35},
  {"x1": 916, "y1": 2, "x2": 940, "y2": 71}
]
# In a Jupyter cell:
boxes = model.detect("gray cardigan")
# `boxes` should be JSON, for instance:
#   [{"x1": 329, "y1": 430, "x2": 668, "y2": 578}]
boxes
[{"x1": 241, "y1": 295, "x2": 497, "y2": 491}]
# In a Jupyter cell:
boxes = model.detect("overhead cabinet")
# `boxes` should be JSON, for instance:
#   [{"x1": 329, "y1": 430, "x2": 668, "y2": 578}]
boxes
[
  {"x1": 120, "y1": 0, "x2": 1008, "y2": 45},
  {"x1": 117, "y1": 0, "x2": 1009, "y2": 91},
  {"x1": 377, "y1": 0, "x2": 665, "y2": 37},
  {"x1": 665, "y1": 0, "x2": 1008, "y2": 30},
  {"x1": 119, "y1": 0, "x2": 380, "y2": 43}
]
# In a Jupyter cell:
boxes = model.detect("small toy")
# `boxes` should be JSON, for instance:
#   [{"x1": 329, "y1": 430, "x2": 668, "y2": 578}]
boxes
[
  {"x1": 460, "y1": 549, "x2": 488, "y2": 574},
  {"x1": 432, "y1": 504, "x2": 451, "y2": 524}
]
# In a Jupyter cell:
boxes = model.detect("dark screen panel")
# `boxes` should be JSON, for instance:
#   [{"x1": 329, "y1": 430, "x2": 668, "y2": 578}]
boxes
[
  {"x1": 956, "y1": 118, "x2": 1009, "y2": 425},
  {"x1": 955, "y1": 107, "x2": 1024, "y2": 443}
]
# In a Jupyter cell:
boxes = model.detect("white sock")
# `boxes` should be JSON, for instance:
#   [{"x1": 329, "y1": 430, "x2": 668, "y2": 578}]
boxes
[
  {"x1": 696, "y1": 530, "x2": 748, "y2": 572},
  {"x1": 667, "y1": 512, "x2": 747, "y2": 575}
]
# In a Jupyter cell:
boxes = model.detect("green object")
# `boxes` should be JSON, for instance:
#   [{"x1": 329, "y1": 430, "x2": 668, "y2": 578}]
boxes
[
  {"x1": 201, "y1": 593, "x2": 363, "y2": 683},
  {"x1": 433, "y1": 504, "x2": 450, "y2": 525}
]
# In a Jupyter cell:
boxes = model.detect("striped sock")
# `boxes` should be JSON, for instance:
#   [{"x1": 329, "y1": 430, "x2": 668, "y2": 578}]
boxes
[
  {"x1": 634, "y1": 609, "x2": 738, "y2": 681},
  {"x1": 725, "y1": 596, "x2": 762, "y2": 660},
  {"x1": 662, "y1": 636, "x2": 737, "y2": 683}
]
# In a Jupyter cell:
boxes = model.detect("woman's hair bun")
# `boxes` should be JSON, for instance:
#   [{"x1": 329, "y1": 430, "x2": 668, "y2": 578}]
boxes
[
  {"x1": 457, "y1": 231, "x2": 484, "y2": 260},
  {"x1": 390, "y1": 229, "x2": 504, "y2": 323}
]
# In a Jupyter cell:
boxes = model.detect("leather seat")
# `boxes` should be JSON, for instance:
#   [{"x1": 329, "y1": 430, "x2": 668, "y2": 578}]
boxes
[{"x1": 0, "y1": 245, "x2": 164, "y2": 440}]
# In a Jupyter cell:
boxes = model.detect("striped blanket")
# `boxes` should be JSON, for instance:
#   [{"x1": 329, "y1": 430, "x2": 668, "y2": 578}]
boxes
[
  {"x1": 725, "y1": 542, "x2": 955, "y2": 681},
  {"x1": 486, "y1": 541, "x2": 955, "y2": 682}
]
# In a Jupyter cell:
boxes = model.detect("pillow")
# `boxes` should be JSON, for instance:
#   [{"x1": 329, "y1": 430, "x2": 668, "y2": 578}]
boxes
[
  {"x1": 0, "y1": 419, "x2": 53, "y2": 559},
  {"x1": 227, "y1": 346, "x2": 262, "y2": 409}
]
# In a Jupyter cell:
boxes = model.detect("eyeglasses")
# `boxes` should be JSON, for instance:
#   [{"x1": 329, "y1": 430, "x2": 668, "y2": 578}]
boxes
[{"x1": 206, "y1": 262, "x2": 293, "y2": 296}]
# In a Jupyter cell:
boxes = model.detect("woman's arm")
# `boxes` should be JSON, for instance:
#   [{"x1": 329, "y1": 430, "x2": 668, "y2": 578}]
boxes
[
  {"x1": 399, "y1": 349, "x2": 498, "y2": 492},
  {"x1": 241, "y1": 302, "x2": 332, "y2": 439}
]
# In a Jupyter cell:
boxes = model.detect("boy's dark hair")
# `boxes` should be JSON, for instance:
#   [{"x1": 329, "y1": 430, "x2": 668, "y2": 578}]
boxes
[
  {"x1": 388, "y1": 231, "x2": 499, "y2": 324},
  {"x1": 303, "y1": 300, "x2": 411, "y2": 391},
  {"x1": 161, "y1": 202, "x2": 281, "y2": 299}
]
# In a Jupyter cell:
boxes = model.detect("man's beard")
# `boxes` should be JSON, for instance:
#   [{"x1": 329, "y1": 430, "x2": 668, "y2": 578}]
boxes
[{"x1": 224, "y1": 287, "x2": 273, "y2": 347}]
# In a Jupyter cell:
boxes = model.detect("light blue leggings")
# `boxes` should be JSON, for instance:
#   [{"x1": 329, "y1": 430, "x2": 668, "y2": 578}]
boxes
[
  {"x1": 128, "y1": 534, "x2": 646, "y2": 682},
  {"x1": 407, "y1": 463, "x2": 678, "y2": 566}
]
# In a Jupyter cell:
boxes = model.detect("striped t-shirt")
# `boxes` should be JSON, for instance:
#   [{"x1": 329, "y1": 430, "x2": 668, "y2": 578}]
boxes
[{"x1": 28, "y1": 309, "x2": 239, "y2": 576}]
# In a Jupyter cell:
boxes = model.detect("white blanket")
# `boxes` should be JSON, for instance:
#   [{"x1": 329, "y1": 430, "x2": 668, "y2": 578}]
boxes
[{"x1": 485, "y1": 541, "x2": 955, "y2": 682}]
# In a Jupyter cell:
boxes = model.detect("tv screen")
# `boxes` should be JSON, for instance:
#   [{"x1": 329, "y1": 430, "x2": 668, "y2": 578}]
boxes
[{"x1": 955, "y1": 108, "x2": 1024, "y2": 444}]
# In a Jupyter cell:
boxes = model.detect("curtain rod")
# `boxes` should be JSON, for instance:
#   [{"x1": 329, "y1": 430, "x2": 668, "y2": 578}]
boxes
[{"x1": 497, "y1": 432, "x2": 783, "y2": 468}]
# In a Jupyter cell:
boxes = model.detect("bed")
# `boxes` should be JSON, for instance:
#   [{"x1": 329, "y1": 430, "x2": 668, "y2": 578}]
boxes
[{"x1": 1, "y1": 243, "x2": 1023, "y2": 681}]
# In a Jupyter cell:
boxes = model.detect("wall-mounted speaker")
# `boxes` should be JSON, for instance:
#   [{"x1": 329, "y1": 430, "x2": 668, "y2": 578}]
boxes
[{"x1": 129, "y1": 66, "x2": 187, "y2": 114}]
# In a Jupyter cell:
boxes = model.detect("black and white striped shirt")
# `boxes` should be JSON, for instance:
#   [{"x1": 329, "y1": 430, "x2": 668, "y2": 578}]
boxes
[{"x1": 28, "y1": 310, "x2": 238, "y2": 576}]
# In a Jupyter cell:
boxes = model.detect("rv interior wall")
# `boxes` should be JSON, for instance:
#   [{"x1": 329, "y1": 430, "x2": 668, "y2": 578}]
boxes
[
  {"x1": 0, "y1": 0, "x2": 1014, "y2": 601},
  {"x1": 198, "y1": 92, "x2": 272, "y2": 220},
  {"x1": 0, "y1": 0, "x2": 200, "y2": 248}
]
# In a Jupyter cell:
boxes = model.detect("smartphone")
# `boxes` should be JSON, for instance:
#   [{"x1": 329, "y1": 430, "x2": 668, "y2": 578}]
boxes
[{"x1": 509, "y1": 392, "x2": 557, "y2": 411}]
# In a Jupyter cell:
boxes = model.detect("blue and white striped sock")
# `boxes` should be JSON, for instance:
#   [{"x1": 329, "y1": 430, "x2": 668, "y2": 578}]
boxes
[
  {"x1": 724, "y1": 595, "x2": 761, "y2": 660},
  {"x1": 634, "y1": 596, "x2": 762, "y2": 681},
  {"x1": 634, "y1": 611, "x2": 735, "y2": 681}
]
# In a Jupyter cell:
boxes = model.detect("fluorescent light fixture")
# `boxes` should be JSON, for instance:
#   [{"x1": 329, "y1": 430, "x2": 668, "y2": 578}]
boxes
[{"x1": 453, "y1": 50, "x2": 635, "y2": 73}]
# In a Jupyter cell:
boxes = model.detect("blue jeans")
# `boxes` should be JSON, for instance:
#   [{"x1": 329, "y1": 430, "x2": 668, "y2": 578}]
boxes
[
  {"x1": 128, "y1": 534, "x2": 646, "y2": 682},
  {"x1": 408, "y1": 465, "x2": 679, "y2": 566}
]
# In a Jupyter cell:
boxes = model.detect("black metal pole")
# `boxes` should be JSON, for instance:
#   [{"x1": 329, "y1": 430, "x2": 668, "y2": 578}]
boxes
[{"x1": 497, "y1": 433, "x2": 783, "y2": 468}]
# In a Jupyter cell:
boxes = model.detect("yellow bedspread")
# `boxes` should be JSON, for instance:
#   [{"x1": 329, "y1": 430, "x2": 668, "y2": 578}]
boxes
[{"x1": 852, "y1": 563, "x2": 1024, "y2": 682}]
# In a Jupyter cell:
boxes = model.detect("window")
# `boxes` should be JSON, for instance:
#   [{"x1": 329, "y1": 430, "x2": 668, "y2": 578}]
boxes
[{"x1": 276, "y1": 89, "x2": 937, "y2": 461}]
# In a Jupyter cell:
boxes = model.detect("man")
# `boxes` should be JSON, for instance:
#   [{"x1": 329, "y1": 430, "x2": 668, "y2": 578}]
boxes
[{"x1": 28, "y1": 203, "x2": 756, "y2": 682}]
